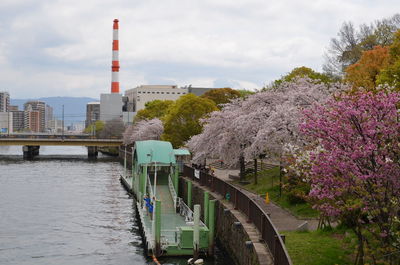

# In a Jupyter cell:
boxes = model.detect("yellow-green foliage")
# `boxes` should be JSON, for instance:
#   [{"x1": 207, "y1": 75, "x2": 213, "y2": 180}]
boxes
[
  {"x1": 134, "y1": 99, "x2": 174, "y2": 122},
  {"x1": 162, "y1": 94, "x2": 217, "y2": 148}
]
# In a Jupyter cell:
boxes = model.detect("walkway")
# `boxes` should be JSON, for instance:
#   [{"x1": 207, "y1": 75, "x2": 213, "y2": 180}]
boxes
[{"x1": 213, "y1": 168, "x2": 318, "y2": 231}]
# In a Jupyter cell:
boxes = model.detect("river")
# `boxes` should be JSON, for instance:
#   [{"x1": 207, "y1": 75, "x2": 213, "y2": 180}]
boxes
[{"x1": 0, "y1": 146, "x2": 230, "y2": 265}]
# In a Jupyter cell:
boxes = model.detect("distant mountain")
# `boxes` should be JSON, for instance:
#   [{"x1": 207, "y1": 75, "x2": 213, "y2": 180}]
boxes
[{"x1": 11, "y1": 97, "x2": 99, "y2": 125}]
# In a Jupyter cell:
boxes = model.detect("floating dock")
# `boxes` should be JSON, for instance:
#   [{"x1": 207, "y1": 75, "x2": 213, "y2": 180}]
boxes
[{"x1": 120, "y1": 140, "x2": 212, "y2": 257}]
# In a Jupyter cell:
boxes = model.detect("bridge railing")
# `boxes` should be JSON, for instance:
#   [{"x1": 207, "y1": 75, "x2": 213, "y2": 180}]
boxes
[{"x1": 183, "y1": 165, "x2": 293, "y2": 265}]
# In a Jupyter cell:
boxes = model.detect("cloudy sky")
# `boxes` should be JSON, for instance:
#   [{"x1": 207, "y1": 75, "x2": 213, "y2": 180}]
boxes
[{"x1": 0, "y1": 0, "x2": 398, "y2": 99}]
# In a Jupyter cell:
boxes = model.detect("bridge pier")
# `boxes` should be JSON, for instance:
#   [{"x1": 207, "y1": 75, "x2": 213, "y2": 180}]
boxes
[
  {"x1": 87, "y1": 146, "x2": 98, "y2": 158},
  {"x1": 23, "y1": 146, "x2": 40, "y2": 159}
]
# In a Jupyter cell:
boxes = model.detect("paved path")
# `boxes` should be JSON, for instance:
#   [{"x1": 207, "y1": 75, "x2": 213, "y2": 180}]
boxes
[{"x1": 213, "y1": 168, "x2": 319, "y2": 231}]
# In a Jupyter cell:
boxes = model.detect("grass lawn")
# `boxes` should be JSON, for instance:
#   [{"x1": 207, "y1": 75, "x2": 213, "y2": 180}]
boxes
[
  {"x1": 235, "y1": 166, "x2": 319, "y2": 218},
  {"x1": 283, "y1": 229, "x2": 356, "y2": 265}
]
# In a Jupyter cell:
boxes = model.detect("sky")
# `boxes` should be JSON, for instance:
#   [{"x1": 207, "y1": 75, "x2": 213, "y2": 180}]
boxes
[{"x1": 0, "y1": 0, "x2": 399, "y2": 99}]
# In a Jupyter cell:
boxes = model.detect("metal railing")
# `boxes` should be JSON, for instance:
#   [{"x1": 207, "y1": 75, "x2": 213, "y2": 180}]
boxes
[
  {"x1": 168, "y1": 175, "x2": 178, "y2": 209},
  {"x1": 183, "y1": 165, "x2": 293, "y2": 265},
  {"x1": 178, "y1": 197, "x2": 194, "y2": 222}
]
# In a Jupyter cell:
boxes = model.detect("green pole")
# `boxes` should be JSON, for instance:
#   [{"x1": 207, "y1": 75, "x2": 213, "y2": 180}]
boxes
[
  {"x1": 131, "y1": 147, "x2": 135, "y2": 175},
  {"x1": 208, "y1": 199, "x2": 216, "y2": 255},
  {"x1": 155, "y1": 199, "x2": 161, "y2": 256},
  {"x1": 142, "y1": 165, "x2": 147, "y2": 196},
  {"x1": 204, "y1": 191, "x2": 209, "y2": 226},
  {"x1": 124, "y1": 146, "x2": 127, "y2": 176},
  {"x1": 193, "y1": 204, "x2": 200, "y2": 260},
  {"x1": 174, "y1": 165, "x2": 179, "y2": 194},
  {"x1": 187, "y1": 180, "x2": 192, "y2": 209}
]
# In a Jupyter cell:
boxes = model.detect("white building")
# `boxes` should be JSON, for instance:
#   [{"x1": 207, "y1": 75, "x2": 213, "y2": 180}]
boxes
[
  {"x1": 125, "y1": 85, "x2": 188, "y2": 112},
  {"x1": 0, "y1": 112, "x2": 13, "y2": 134}
]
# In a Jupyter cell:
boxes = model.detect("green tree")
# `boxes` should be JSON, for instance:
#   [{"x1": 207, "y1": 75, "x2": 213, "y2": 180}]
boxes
[
  {"x1": 271, "y1": 66, "x2": 334, "y2": 88},
  {"x1": 162, "y1": 94, "x2": 217, "y2": 148},
  {"x1": 201, "y1": 87, "x2": 241, "y2": 108},
  {"x1": 237, "y1": 89, "x2": 256, "y2": 98},
  {"x1": 84, "y1": 120, "x2": 104, "y2": 137},
  {"x1": 134, "y1": 100, "x2": 174, "y2": 122},
  {"x1": 377, "y1": 30, "x2": 400, "y2": 88}
]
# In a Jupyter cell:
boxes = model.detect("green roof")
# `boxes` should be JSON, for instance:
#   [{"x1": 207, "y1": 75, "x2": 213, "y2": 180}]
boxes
[
  {"x1": 173, "y1": 149, "x2": 191, "y2": 156},
  {"x1": 134, "y1": 140, "x2": 176, "y2": 165}
]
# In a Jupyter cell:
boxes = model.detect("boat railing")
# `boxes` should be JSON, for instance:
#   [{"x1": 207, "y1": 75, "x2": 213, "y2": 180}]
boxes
[
  {"x1": 147, "y1": 174, "x2": 155, "y2": 200},
  {"x1": 161, "y1": 229, "x2": 180, "y2": 248},
  {"x1": 168, "y1": 174, "x2": 178, "y2": 209},
  {"x1": 178, "y1": 198, "x2": 206, "y2": 227},
  {"x1": 137, "y1": 201, "x2": 154, "y2": 250}
]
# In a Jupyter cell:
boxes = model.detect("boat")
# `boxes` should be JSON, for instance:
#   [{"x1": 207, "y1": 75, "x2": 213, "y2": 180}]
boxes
[{"x1": 120, "y1": 140, "x2": 211, "y2": 257}]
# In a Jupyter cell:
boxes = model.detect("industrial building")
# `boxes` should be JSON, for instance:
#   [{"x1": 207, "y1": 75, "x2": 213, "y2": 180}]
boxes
[
  {"x1": 99, "y1": 19, "x2": 123, "y2": 123},
  {"x1": 95, "y1": 19, "x2": 218, "y2": 126},
  {"x1": 124, "y1": 85, "x2": 188, "y2": 112}
]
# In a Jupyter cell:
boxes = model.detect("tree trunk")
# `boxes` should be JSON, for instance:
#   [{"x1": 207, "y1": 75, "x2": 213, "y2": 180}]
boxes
[
  {"x1": 254, "y1": 158, "x2": 257, "y2": 185},
  {"x1": 239, "y1": 154, "x2": 245, "y2": 181},
  {"x1": 279, "y1": 161, "x2": 282, "y2": 198}
]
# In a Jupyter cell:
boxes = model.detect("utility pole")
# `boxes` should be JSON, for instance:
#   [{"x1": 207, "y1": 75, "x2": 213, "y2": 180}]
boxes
[
  {"x1": 62, "y1": 105, "x2": 64, "y2": 139},
  {"x1": 7, "y1": 111, "x2": 10, "y2": 136}
]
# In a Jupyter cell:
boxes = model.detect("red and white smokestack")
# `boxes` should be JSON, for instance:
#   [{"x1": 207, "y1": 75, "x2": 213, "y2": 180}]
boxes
[{"x1": 111, "y1": 19, "x2": 120, "y2": 93}]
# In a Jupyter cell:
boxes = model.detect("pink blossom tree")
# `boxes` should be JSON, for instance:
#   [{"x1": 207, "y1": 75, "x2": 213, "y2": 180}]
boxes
[
  {"x1": 123, "y1": 118, "x2": 163, "y2": 145},
  {"x1": 301, "y1": 91, "x2": 400, "y2": 264},
  {"x1": 187, "y1": 78, "x2": 345, "y2": 165}
]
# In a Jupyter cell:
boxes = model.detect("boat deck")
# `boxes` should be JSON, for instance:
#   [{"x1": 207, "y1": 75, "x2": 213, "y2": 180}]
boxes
[{"x1": 120, "y1": 174, "x2": 189, "y2": 249}]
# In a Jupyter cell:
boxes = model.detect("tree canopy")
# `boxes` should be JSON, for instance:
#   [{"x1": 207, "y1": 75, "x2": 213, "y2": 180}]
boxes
[
  {"x1": 83, "y1": 120, "x2": 104, "y2": 137},
  {"x1": 272, "y1": 66, "x2": 334, "y2": 88},
  {"x1": 162, "y1": 94, "x2": 217, "y2": 148},
  {"x1": 123, "y1": 118, "x2": 163, "y2": 145},
  {"x1": 377, "y1": 30, "x2": 400, "y2": 89},
  {"x1": 345, "y1": 45, "x2": 390, "y2": 90},
  {"x1": 134, "y1": 99, "x2": 174, "y2": 122},
  {"x1": 323, "y1": 14, "x2": 400, "y2": 77},
  {"x1": 301, "y1": 91, "x2": 400, "y2": 263},
  {"x1": 187, "y1": 78, "x2": 346, "y2": 165},
  {"x1": 201, "y1": 87, "x2": 241, "y2": 107}
]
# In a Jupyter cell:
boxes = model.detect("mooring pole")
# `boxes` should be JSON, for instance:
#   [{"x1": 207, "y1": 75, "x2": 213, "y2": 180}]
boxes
[
  {"x1": 193, "y1": 204, "x2": 200, "y2": 260},
  {"x1": 155, "y1": 199, "x2": 161, "y2": 256},
  {"x1": 208, "y1": 200, "x2": 216, "y2": 255},
  {"x1": 204, "y1": 191, "x2": 209, "y2": 226}
]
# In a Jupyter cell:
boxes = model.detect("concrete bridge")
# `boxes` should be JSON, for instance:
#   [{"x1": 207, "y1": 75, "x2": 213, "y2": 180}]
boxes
[{"x1": 0, "y1": 134, "x2": 123, "y2": 158}]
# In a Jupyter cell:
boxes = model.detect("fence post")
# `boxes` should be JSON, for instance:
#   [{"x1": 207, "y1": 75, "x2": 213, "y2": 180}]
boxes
[
  {"x1": 247, "y1": 199, "x2": 251, "y2": 223},
  {"x1": 234, "y1": 189, "x2": 238, "y2": 209},
  {"x1": 208, "y1": 200, "x2": 216, "y2": 256},
  {"x1": 260, "y1": 215, "x2": 265, "y2": 241}
]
